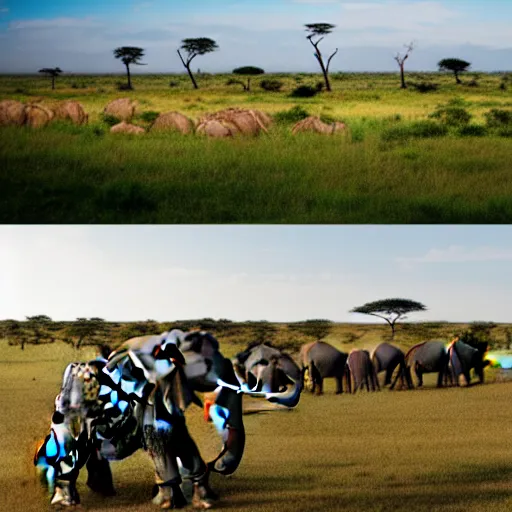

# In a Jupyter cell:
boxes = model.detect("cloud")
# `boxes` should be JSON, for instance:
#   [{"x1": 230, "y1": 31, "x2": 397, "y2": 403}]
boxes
[{"x1": 396, "y1": 246, "x2": 512, "y2": 265}]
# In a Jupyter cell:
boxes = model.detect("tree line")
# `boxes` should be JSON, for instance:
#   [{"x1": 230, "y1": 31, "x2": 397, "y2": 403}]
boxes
[{"x1": 38, "y1": 23, "x2": 474, "y2": 92}]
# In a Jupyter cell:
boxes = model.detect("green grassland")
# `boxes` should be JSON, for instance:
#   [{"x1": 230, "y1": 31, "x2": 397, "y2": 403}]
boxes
[
  {"x1": 1, "y1": 72, "x2": 511, "y2": 223},
  {"x1": 1, "y1": 324, "x2": 512, "y2": 512}
]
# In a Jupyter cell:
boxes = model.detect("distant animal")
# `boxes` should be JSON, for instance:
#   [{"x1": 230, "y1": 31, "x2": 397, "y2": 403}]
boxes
[
  {"x1": 447, "y1": 339, "x2": 489, "y2": 386},
  {"x1": 372, "y1": 342, "x2": 413, "y2": 390},
  {"x1": 232, "y1": 343, "x2": 302, "y2": 406},
  {"x1": 404, "y1": 341, "x2": 450, "y2": 388},
  {"x1": 299, "y1": 341, "x2": 349, "y2": 394},
  {"x1": 347, "y1": 349, "x2": 380, "y2": 393}
]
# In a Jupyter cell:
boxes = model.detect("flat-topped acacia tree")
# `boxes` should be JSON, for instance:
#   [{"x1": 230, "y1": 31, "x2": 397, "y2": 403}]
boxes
[
  {"x1": 38, "y1": 67, "x2": 62, "y2": 90},
  {"x1": 113, "y1": 46, "x2": 146, "y2": 90},
  {"x1": 177, "y1": 38, "x2": 219, "y2": 89},
  {"x1": 305, "y1": 23, "x2": 338, "y2": 92},
  {"x1": 350, "y1": 298, "x2": 427, "y2": 339},
  {"x1": 230, "y1": 66, "x2": 265, "y2": 91},
  {"x1": 438, "y1": 58, "x2": 471, "y2": 85}
]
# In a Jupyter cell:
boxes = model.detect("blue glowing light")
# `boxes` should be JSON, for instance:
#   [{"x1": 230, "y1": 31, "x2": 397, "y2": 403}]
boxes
[
  {"x1": 155, "y1": 359, "x2": 173, "y2": 376},
  {"x1": 111, "y1": 391, "x2": 118, "y2": 405},
  {"x1": 209, "y1": 404, "x2": 230, "y2": 434},
  {"x1": 99, "y1": 385, "x2": 112, "y2": 396},
  {"x1": 45, "y1": 436, "x2": 58, "y2": 458},
  {"x1": 155, "y1": 419, "x2": 172, "y2": 431},
  {"x1": 118, "y1": 400, "x2": 129, "y2": 412},
  {"x1": 120, "y1": 379, "x2": 137, "y2": 395}
]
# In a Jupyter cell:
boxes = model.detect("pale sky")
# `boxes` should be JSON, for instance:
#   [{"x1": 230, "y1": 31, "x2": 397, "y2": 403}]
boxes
[
  {"x1": 0, "y1": 0, "x2": 511, "y2": 73},
  {"x1": 1, "y1": 225, "x2": 512, "y2": 323}
]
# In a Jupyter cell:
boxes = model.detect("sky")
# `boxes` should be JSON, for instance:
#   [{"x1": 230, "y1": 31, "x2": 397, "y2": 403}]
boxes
[
  {"x1": 1, "y1": 225, "x2": 512, "y2": 324},
  {"x1": 0, "y1": 0, "x2": 511, "y2": 73}
]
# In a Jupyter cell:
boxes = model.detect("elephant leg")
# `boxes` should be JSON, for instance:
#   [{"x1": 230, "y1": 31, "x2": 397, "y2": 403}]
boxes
[
  {"x1": 335, "y1": 375, "x2": 343, "y2": 394},
  {"x1": 86, "y1": 449, "x2": 116, "y2": 496},
  {"x1": 385, "y1": 367, "x2": 394, "y2": 387},
  {"x1": 144, "y1": 426, "x2": 188, "y2": 509},
  {"x1": 175, "y1": 421, "x2": 217, "y2": 509},
  {"x1": 51, "y1": 477, "x2": 80, "y2": 507},
  {"x1": 316, "y1": 377, "x2": 324, "y2": 396},
  {"x1": 414, "y1": 364, "x2": 423, "y2": 387}
]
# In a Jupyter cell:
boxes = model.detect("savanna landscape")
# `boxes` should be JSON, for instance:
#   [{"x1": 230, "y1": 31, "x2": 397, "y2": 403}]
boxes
[
  {"x1": 2, "y1": 318, "x2": 512, "y2": 512},
  {"x1": 1, "y1": 70, "x2": 511, "y2": 223}
]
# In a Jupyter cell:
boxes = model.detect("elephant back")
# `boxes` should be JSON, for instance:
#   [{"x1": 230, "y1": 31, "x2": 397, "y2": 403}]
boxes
[
  {"x1": 307, "y1": 342, "x2": 347, "y2": 378},
  {"x1": 406, "y1": 341, "x2": 446, "y2": 371},
  {"x1": 372, "y1": 342, "x2": 404, "y2": 373}
]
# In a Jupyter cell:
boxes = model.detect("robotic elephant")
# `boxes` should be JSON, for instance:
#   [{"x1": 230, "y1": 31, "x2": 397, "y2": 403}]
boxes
[
  {"x1": 34, "y1": 330, "x2": 301, "y2": 509},
  {"x1": 299, "y1": 341, "x2": 349, "y2": 395}
]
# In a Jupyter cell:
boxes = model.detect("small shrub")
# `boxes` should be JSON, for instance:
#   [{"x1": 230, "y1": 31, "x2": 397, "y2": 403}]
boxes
[
  {"x1": 315, "y1": 81, "x2": 324, "y2": 92},
  {"x1": 410, "y1": 82, "x2": 439, "y2": 93},
  {"x1": 458, "y1": 124, "x2": 488, "y2": 137},
  {"x1": 260, "y1": 79, "x2": 283, "y2": 92},
  {"x1": 499, "y1": 82, "x2": 507, "y2": 91},
  {"x1": 13, "y1": 88, "x2": 30, "y2": 95},
  {"x1": 468, "y1": 79, "x2": 479, "y2": 87},
  {"x1": 381, "y1": 121, "x2": 448, "y2": 142},
  {"x1": 319, "y1": 113, "x2": 336, "y2": 124},
  {"x1": 102, "y1": 113, "x2": 121, "y2": 126},
  {"x1": 430, "y1": 106, "x2": 472, "y2": 126},
  {"x1": 484, "y1": 108, "x2": 512, "y2": 128},
  {"x1": 290, "y1": 85, "x2": 318, "y2": 98},
  {"x1": 351, "y1": 125, "x2": 365, "y2": 143},
  {"x1": 497, "y1": 127, "x2": 512, "y2": 138},
  {"x1": 116, "y1": 83, "x2": 133, "y2": 91},
  {"x1": 169, "y1": 81, "x2": 179, "y2": 87},
  {"x1": 139, "y1": 111, "x2": 160, "y2": 123},
  {"x1": 274, "y1": 105, "x2": 309, "y2": 123}
]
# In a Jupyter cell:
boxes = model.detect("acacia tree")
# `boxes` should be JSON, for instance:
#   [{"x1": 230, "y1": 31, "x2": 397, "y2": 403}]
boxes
[
  {"x1": 350, "y1": 299, "x2": 427, "y2": 339},
  {"x1": 438, "y1": 58, "x2": 471, "y2": 84},
  {"x1": 113, "y1": 46, "x2": 146, "y2": 90},
  {"x1": 305, "y1": 23, "x2": 338, "y2": 92},
  {"x1": 177, "y1": 38, "x2": 218, "y2": 89},
  {"x1": 63, "y1": 317, "x2": 110, "y2": 350},
  {"x1": 394, "y1": 42, "x2": 414, "y2": 89},
  {"x1": 38, "y1": 67, "x2": 62, "y2": 90},
  {"x1": 228, "y1": 66, "x2": 265, "y2": 92}
]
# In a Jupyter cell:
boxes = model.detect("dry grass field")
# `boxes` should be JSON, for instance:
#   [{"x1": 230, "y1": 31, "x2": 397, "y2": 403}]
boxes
[{"x1": 1, "y1": 328, "x2": 512, "y2": 512}]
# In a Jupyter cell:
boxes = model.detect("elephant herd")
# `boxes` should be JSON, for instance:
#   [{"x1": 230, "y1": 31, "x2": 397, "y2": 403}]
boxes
[{"x1": 298, "y1": 338, "x2": 489, "y2": 395}]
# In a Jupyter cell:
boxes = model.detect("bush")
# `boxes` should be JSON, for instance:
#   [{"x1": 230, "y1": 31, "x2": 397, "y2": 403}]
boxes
[
  {"x1": 381, "y1": 121, "x2": 448, "y2": 142},
  {"x1": 315, "y1": 81, "x2": 324, "y2": 92},
  {"x1": 273, "y1": 105, "x2": 309, "y2": 123},
  {"x1": 290, "y1": 85, "x2": 318, "y2": 98},
  {"x1": 101, "y1": 113, "x2": 121, "y2": 126},
  {"x1": 139, "y1": 111, "x2": 160, "y2": 123},
  {"x1": 458, "y1": 124, "x2": 488, "y2": 137},
  {"x1": 116, "y1": 83, "x2": 133, "y2": 91},
  {"x1": 260, "y1": 79, "x2": 283, "y2": 92},
  {"x1": 169, "y1": 80, "x2": 179, "y2": 87},
  {"x1": 484, "y1": 108, "x2": 512, "y2": 128},
  {"x1": 430, "y1": 106, "x2": 472, "y2": 126},
  {"x1": 410, "y1": 82, "x2": 439, "y2": 93}
]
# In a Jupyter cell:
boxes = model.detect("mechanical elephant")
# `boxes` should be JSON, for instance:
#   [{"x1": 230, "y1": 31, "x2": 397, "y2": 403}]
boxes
[
  {"x1": 404, "y1": 340, "x2": 450, "y2": 388},
  {"x1": 232, "y1": 343, "x2": 302, "y2": 407},
  {"x1": 34, "y1": 330, "x2": 300, "y2": 509},
  {"x1": 447, "y1": 339, "x2": 489, "y2": 386},
  {"x1": 371, "y1": 342, "x2": 413, "y2": 390},
  {"x1": 347, "y1": 349, "x2": 380, "y2": 393},
  {"x1": 299, "y1": 341, "x2": 349, "y2": 395}
]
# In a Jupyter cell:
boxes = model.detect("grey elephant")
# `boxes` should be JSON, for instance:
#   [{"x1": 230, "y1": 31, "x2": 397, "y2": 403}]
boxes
[
  {"x1": 372, "y1": 342, "x2": 413, "y2": 390},
  {"x1": 447, "y1": 339, "x2": 489, "y2": 386},
  {"x1": 403, "y1": 340, "x2": 451, "y2": 387},
  {"x1": 347, "y1": 349, "x2": 380, "y2": 393},
  {"x1": 232, "y1": 343, "x2": 303, "y2": 403},
  {"x1": 299, "y1": 341, "x2": 349, "y2": 394},
  {"x1": 34, "y1": 330, "x2": 301, "y2": 509}
]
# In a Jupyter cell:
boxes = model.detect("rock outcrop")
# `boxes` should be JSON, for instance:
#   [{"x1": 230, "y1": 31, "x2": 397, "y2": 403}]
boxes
[
  {"x1": 150, "y1": 111, "x2": 194, "y2": 134},
  {"x1": 196, "y1": 108, "x2": 271, "y2": 137},
  {"x1": 53, "y1": 101, "x2": 88, "y2": 125},
  {"x1": 104, "y1": 98, "x2": 136, "y2": 122},
  {"x1": 0, "y1": 100, "x2": 26, "y2": 126},
  {"x1": 292, "y1": 116, "x2": 347, "y2": 135},
  {"x1": 110, "y1": 121, "x2": 145, "y2": 135}
]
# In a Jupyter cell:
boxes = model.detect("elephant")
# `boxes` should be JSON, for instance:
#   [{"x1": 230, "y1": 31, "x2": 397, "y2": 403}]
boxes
[
  {"x1": 372, "y1": 342, "x2": 413, "y2": 390},
  {"x1": 346, "y1": 349, "x2": 380, "y2": 393},
  {"x1": 447, "y1": 339, "x2": 489, "y2": 386},
  {"x1": 232, "y1": 343, "x2": 302, "y2": 405},
  {"x1": 34, "y1": 330, "x2": 301, "y2": 509},
  {"x1": 299, "y1": 341, "x2": 349, "y2": 395},
  {"x1": 403, "y1": 340, "x2": 450, "y2": 388}
]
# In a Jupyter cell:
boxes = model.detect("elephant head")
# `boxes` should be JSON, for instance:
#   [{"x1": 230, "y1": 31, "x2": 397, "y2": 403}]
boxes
[
  {"x1": 233, "y1": 343, "x2": 303, "y2": 408},
  {"x1": 448, "y1": 339, "x2": 489, "y2": 385}
]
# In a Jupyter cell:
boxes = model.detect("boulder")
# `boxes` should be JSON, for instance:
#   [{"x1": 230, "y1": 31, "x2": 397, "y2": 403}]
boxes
[
  {"x1": 291, "y1": 116, "x2": 347, "y2": 135},
  {"x1": 53, "y1": 101, "x2": 88, "y2": 125},
  {"x1": 196, "y1": 108, "x2": 271, "y2": 137},
  {"x1": 25, "y1": 104, "x2": 54, "y2": 128},
  {"x1": 150, "y1": 111, "x2": 194, "y2": 134},
  {"x1": 0, "y1": 100, "x2": 26, "y2": 126},
  {"x1": 110, "y1": 121, "x2": 145, "y2": 135},
  {"x1": 104, "y1": 98, "x2": 136, "y2": 122}
]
